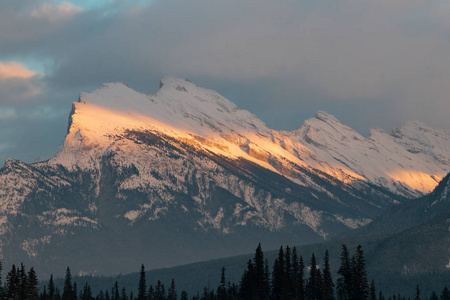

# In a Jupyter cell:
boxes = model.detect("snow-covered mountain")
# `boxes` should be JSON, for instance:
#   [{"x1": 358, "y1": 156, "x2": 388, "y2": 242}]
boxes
[{"x1": 0, "y1": 78, "x2": 449, "y2": 276}]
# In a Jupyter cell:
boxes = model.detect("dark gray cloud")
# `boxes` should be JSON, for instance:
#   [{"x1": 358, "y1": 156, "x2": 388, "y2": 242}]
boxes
[{"x1": 1, "y1": 0, "x2": 450, "y2": 164}]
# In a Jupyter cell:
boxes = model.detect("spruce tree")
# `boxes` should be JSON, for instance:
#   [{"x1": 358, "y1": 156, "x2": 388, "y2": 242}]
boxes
[
  {"x1": 351, "y1": 246, "x2": 369, "y2": 300},
  {"x1": 49, "y1": 275, "x2": 56, "y2": 300},
  {"x1": 299, "y1": 255, "x2": 306, "y2": 300},
  {"x1": 19, "y1": 263, "x2": 28, "y2": 300},
  {"x1": 155, "y1": 280, "x2": 165, "y2": 300},
  {"x1": 306, "y1": 253, "x2": 320, "y2": 300},
  {"x1": 254, "y1": 243, "x2": 266, "y2": 300},
  {"x1": 138, "y1": 265, "x2": 147, "y2": 300},
  {"x1": 370, "y1": 280, "x2": 376, "y2": 300},
  {"x1": 81, "y1": 282, "x2": 93, "y2": 300},
  {"x1": 167, "y1": 279, "x2": 177, "y2": 300},
  {"x1": 272, "y1": 246, "x2": 285, "y2": 300},
  {"x1": 148, "y1": 286, "x2": 155, "y2": 300},
  {"x1": 217, "y1": 267, "x2": 227, "y2": 300},
  {"x1": 121, "y1": 287, "x2": 128, "y2": 300},
  {"x1": 6, "y1": 264, "x2": 18, "y2": 300},
  {"x1": 62, "y1": 267, "x2": 74, "y2": 300},
  {"x1": 285, "y1": 246, "x2": 293, "y2": 299},
  {"x1": 264, "y1": 259, "x2": 270, "y2": 300},
  {"x1": 114, "y1": 281, "x2": 120, "y2": 300},
  {"x1": 27, "y1": 267, "x2": 39, "y2": 300},
  {"x1": 73, "y1": 282, "x2": 78, "y2": 300},
  {"x1": 322, "y1": 250, "x2": 335, "y2": 300},
  {"x1": 239, "y1": 259, "x2": 256, "y2": 300},
  {"x1": 42, "y1": 286, "x2": 49, "y2": 300},
  {"x1": 292, "y1": 247, "x2": 300, "y2": 300},
  {"x1": 336, "y1": 245, "x2": 351, "y2": 300}
]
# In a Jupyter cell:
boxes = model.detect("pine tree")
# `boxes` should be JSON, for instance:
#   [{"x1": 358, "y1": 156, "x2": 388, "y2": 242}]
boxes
[
  {"x1": 62, "y1": 267, "x2": 74, "y2": 300},
  {"x1": 264, "y1": 259, "x2": 270, "y2": 300},
  {"x1": 336, "y1": 245, "x2": 351, "y2": 300},
  {"x1": 217, "y1": 267, "x2": 227, "y2": 300},
  {"x1": 370, "y1": 280, "x2": 376, "y2": 300},
  {"x1": 322, "y1": 250, "x2": 335, "y2": 300},
  {"x1": 49, "y1": 275, "x2": 56, "y2": 300},
  {"x1": 113, "y1": 281, "x2": 120, "y2": 300},
  {"x1": 27, "y1": 267, "x2": 39, "y2": 300},
  {"x1": 73, "y1": 282, "x2": 78, "y2": 300},
  {"x1": 148, "y1": 286, "x2": 155, "y2": 300},
  {"x1": 138, "y1": 265, "x2": 147, "y2": 300},
  {"x1": 306, "y1": 253, "x2": 320, "y2": 300},
  {"x1": 42, "y1": 286, "x2": 49, "y2": 300},
  {"x1": 121, "y1": 287, "x2": 128, "y2": 300},
  {"x1": 292, "y1": 247, "x2": 300, "y2": 300},
  {"x1": 6, "y1": 264, "x2": 18, "y2": 300},
  {"x1": 285, "y1": 246, "x2": 293, "y2": 299},
  {"x1": 254, "y1": 243, "x2": 266, "y2": 300},
  {"x1": 351, "y1": 246, "x2": 369, "y2": 300},
  {"x1": 299, "y1": 255, "x2": 306, "y2": 300},
  {"x1": 19, "y1": 263, "x2": 28, "y2": 300},
  {"x1": 239, "y1": 259, "x2": 256, "y2": 300},
  {"x1": 167, "y1": 279, "x2": 177, "y2": 300},
  {"x1": 272, "y1": 246, "x2": 285, "y2": 300},
  {"x1": 81, "y1": 282, "x2": 93, "y2": 300},
  {"x1": 155, "y1": 280, "x2": 165, "y2": 300}
]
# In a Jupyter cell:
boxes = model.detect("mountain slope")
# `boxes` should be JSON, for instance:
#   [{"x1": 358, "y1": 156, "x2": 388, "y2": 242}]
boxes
[{"x1": 0, "y1": 78, "x2": 449, "y2": 276}]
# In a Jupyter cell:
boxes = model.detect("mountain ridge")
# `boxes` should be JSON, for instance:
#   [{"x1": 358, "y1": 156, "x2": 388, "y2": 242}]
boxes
[{"x1": 0, "y1": 77, "x2": 449, "y2": 276}]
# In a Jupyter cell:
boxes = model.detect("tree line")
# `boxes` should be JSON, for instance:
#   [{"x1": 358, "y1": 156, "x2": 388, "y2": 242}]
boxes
[{"x1": 0, "y1": 244, "x2": 448, "y2": 300}]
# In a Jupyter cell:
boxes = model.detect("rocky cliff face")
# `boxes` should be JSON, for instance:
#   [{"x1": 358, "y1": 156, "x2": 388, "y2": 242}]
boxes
[{"x1": 0, "y1": 78, "x2": 449, "y2": 276}]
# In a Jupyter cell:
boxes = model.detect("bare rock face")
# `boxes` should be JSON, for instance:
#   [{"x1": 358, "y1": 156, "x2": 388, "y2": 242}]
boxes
[{"x1": 0, "y1": 78, "x2": 449, "y2": 276}]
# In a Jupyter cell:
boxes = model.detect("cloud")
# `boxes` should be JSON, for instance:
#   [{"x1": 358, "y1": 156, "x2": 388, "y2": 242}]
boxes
[
  {"x1": 0, "y1": 61, "x2": 43, "y2": 102},
  {"x1": 0, "y1": 61, "x2": 36, "y2": 79},
  {"x1": 30, "y1": 2, "x2": 83, "y2": 22}
]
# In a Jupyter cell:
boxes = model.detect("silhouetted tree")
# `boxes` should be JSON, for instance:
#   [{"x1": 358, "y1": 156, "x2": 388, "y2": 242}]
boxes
[
  {"x1": 336, "y1": 245, "x2": 351, "y2": 300},
  {"x1": 167, "y1": 279, "x2": 177, "y2": 300},
  {"x1": 62, "y1": 267, "x2": 74, "y2": 300},
  {"x1": 322, "y1": 250, "x2": 334, "y2": 300}
]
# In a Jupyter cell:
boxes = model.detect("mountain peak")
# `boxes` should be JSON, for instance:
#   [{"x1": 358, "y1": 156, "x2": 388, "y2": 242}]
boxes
[
  {"x1": 314, "y1": 111, "x2": 342, "y2": 124},
  {"x1": 158, "y1": 77, "x2": 195, "y2": 91}
]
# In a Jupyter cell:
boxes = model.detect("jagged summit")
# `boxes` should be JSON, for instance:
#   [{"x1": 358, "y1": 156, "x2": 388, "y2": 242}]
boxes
[{"x1": 52, "y1": 77, "x2": 450, "y2": 196}]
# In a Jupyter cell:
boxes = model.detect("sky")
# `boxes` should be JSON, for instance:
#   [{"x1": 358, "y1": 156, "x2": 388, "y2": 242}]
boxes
[{"x1": 1, "y1": 0, "x2": 450, "y2": 164}]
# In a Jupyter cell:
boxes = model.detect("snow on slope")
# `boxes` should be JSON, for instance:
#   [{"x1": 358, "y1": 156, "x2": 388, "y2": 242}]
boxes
[{"x1": 52, "y1": 77, "x2": 450, "y2": 197}]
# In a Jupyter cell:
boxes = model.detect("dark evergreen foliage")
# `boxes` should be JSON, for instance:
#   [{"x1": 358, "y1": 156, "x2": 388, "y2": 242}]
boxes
[
  {"x1": 336, "y1": 245, "x2": 351, "y2": 300},
  {"x1": 62, "y1": 267, "x2": 74, "y2": 300},
  {"x1": 138, "y1": 265, "x2": 146, "y2": 300},
  {"x1": 322, "y1": 250, "x2": 334, "y2": 300},
  {"x1": 0, "y1": 243, "x2": 446, "y2": 300}
]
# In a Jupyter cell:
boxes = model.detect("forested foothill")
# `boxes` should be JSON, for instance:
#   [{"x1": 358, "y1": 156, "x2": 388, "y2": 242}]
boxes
[{"x1": 0, "y1": 244, "x2": 448, "y2": 300}]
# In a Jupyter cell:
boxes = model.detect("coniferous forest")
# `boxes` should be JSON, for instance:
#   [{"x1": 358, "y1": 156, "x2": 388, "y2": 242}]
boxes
[{"x1": 0, "y1": 244, "x2": 448, "y2": 300}]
